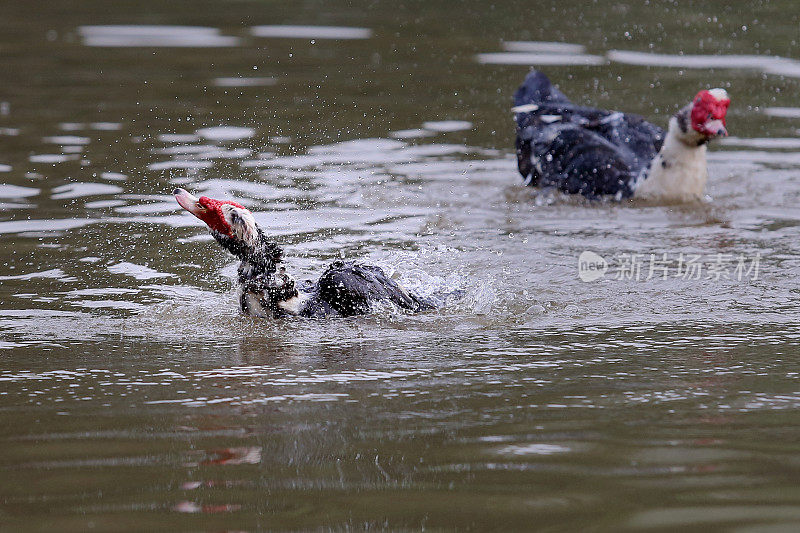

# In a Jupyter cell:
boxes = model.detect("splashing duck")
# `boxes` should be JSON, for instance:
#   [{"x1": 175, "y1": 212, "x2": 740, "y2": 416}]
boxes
[{"x1": 174, "y1": 188, "x2": 433, "y2": 318}]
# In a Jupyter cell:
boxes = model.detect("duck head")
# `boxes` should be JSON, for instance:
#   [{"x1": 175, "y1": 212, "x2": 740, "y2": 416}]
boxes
[
  {"x1": 674, "y1": 88, "x2": 730, "y2": 145},
  {"x1": 174, "y1": 188, "x2": 282, "y2": 270}
]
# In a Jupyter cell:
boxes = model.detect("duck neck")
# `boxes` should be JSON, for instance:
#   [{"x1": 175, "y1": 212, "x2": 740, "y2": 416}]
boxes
[
  {"x1": 635, "y1": 113, "x2": 709, "y2": 202},
  {"x1": 212, "y1": 228, "x2": 283, "y2": 275}
]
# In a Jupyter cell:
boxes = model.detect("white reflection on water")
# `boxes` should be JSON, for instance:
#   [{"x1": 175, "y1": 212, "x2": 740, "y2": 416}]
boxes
[
  {"x1": 51, "y1": 182, "x2": 124, "y2": 199},
  {"x1": 0, "y1": 184, "x2": 38, "y2": 198},
  {"x1": 147, "y1": 160, "x2": 213, "y2": 171},
  {"x1": 0, "y1": 219, "x2": 99, "y2": 234},
  {"x1": 707, "y1": 150, "x2": 800, "y2": 165},
  {"x1": 196, "y1": 126, "x2": 255, "y2": 141},
  {"x1": 502, "y1": 41, "x2": 586, "y2": 54},
  {"x1": 154, "y1": 144, "x2": 220, "y2": 155},
  {"x1": 158, "y1": 133, "x2": 199, "y2": 143},
  {"x1": 250, "y1": 25, "x2": 372, "y2": 39},
  {"x1": 476, "y1": 52, "x2": 606, "y2": 66},
  {"x1": 43, "y1": 135, "x2": 91, "y2": 145},
  {"x1": 78, "y1": 25, "x2": 241, "y2": 48},
  {"x1": 607, "y1": 50, "x2": 800, "y2": 77},
  {"x1": 421, "y1": 120, "x2": 473, "y2": 132},
  {"x1": 719, "y1": 137, "x2": 800, "y2": 149},
  {"x1": 108, "y1": 262, "x2": 176, "y2": 280},
  {"x1": 0, "y1": 268, "x2": 68, "y2": 281},
  {"x1": 3, "y1": 116, "x2": 800, "y2": 349},
  {"x1": 29, "y1": 154, "x2": 78, "y2": 164},
  {"x1": 763, "y1": 107, "x2": 800, "y2": 118},
  {"x1": 73, "y1": 300, "x2": 147, "y2": 311},
  {"x1": 213, "y1": 77, "x2": 277, "y2": 87},
  {"x1": 86, "y1": 200, "x2": 125, "y2": 208},
  {"x1": 189, "y1": 178, "x2": 282, "y2": 200},
  {"x1": 476, "y1": 43, "x2": 800, "y2": 78},
  {"x1": 100, "y1": 172, "x2": 128, "y2": 181},
  {"x1": 90, "y1": 122, "x2": 123, "y2": 131},
  {"x1": 497, "y1": 444, "x2": 571, "y2": 456},
  {"x1": 389, "y1": 128, "x2": 435, "y2": 139}
]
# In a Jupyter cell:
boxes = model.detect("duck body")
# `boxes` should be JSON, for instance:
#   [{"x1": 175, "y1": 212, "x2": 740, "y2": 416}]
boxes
[
  {"x1": 513, "y1": 70, "x2": 730, "y2": 201},
  {"x1": 238, "y1": 257, "x2": 433, "y2": 319}
]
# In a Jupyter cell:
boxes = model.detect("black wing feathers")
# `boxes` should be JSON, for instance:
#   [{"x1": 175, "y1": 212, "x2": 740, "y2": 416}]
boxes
[
  {"x1": 513, "y1": 70, "x2": 664, "y2": 198},
  {"x1": 318, "y1": 261, "x2": 433, "y2": 317}
]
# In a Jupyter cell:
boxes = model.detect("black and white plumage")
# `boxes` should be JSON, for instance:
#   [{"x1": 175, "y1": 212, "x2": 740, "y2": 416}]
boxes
[
  {"x1": 513, "y1": 70, "x2": 730, "y2": 201},
  {"x1": 174, "y1": 188, "x2": 433, "y2": 318}
]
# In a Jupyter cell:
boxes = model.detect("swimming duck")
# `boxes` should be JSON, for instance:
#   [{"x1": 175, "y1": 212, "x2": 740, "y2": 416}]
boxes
[{"x1": 513, "y1": 70, "x2": 730, "y2": 201}]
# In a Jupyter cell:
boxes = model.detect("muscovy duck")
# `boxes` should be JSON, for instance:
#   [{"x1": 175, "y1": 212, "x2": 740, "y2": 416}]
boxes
[
  {"x1": 174, "y1": 188, "x2": 433, "y2": 318},
  {"x1": 513, "y1": 70, "x2": 730, "y2": 201}
]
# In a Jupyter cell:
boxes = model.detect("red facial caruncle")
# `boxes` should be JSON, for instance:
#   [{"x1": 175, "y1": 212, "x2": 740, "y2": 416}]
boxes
[
  {"x1": 197, "y1": 195, "x2": 246, "y2": 236},
  {"x1": 690, "y1": 89, "x2": 730, "y2": 138},
  {"x1": 174, "y1": 188, "x2": 245, "y2": 237}
]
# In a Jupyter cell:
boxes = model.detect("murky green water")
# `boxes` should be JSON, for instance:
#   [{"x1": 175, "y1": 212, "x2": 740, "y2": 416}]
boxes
[{"x1": 3, "y1": 1, "x2": 800, "y2": 530}]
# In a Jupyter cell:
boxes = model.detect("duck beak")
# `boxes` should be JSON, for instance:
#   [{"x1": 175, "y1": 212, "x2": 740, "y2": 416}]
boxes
[
  {"x1": 704, "y1": 119, "x2": 727, "y2": 138},
  {"x1": 174, "y1": 188, "x2": 204, "y2": 218}
]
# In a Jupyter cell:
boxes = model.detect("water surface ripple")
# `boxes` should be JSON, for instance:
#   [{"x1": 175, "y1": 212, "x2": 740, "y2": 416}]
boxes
[{"x1": 2, "y1": 0, "x2": 800, "y2": 530}]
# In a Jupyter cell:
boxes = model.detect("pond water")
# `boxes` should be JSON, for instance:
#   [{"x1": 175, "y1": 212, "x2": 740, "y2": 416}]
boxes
[{"x1": 2, "y1": 0, "x2": 800, "y2": 530}]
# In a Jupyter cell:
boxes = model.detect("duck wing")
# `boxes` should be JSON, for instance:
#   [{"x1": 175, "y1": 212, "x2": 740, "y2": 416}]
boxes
[
  {"x1": 514, "y1": 71, "x2": 664, "y2": 198},
  {"x1": 317, "y1": 261, "x2": 433, "y2": 317}
]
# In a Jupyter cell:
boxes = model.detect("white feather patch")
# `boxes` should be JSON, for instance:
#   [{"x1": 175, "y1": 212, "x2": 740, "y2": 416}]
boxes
[
  {"x1": 222, "y1": 204, "x2": 257, "y2": 246},
  {"x1": 277, "y1": 292, "x2": 310, "y2": 315},
  {"x1": 511, "y1": 103, "x2": 539, "y2": 113},
  {"x1": 539, "y1": 114, "x2": 562, "y2": 123},
  {"x1": 708, "y1": 88, "x2": 729, "y2": 101}
]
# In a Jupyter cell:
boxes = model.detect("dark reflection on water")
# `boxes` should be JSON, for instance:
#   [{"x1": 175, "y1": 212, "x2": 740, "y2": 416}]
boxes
[{"x1": 3, "y1": 0, "x2": 800, "y2": 530}]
